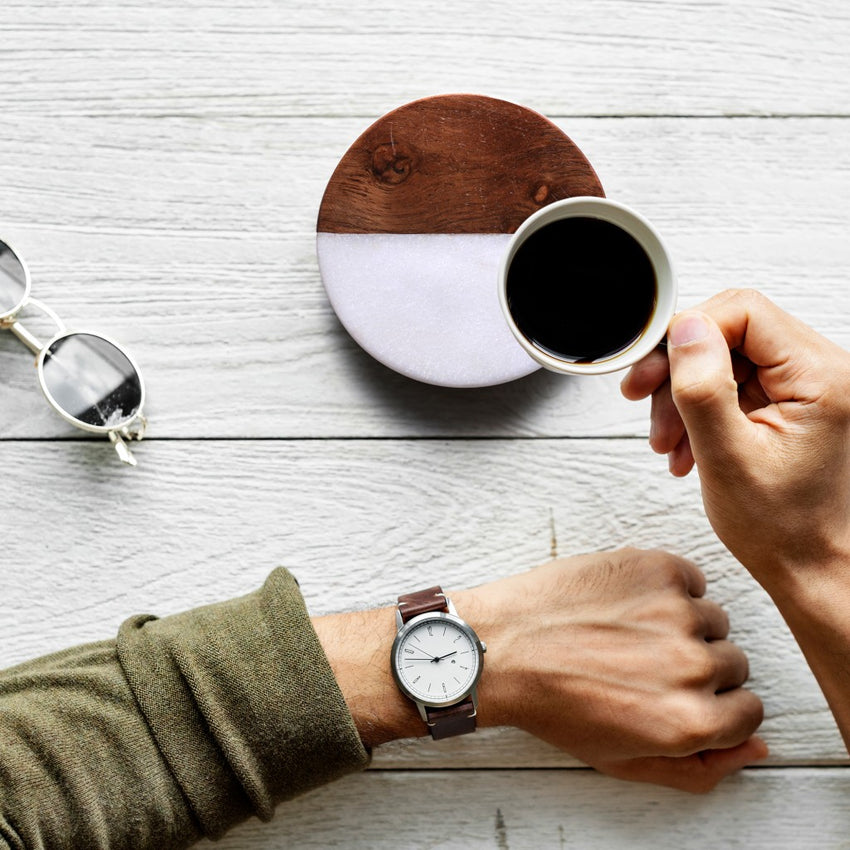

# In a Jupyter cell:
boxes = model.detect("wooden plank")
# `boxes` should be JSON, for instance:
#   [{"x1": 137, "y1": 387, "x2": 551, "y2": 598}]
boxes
[
  {"x1": 0, "y1": 117, "x2": 849, "y2": 438},
  {"x1": 2, "y1": 2, "x2": 849, "y2": 117},
  {"x1": 201, "y1": 767, "x2": 850, "y2": 849},
  {"x1": 0, "y1": 439, "x2": 845, "y2": 764}
]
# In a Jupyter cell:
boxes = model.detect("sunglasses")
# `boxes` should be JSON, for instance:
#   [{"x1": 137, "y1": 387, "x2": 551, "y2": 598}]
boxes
[{"x1": 0, "y1": 238, "x2": 146, "y2": 466}]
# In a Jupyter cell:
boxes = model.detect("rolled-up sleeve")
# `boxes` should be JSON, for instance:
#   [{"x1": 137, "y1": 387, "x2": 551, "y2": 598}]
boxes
[{"x1": 0, "y1": 568, "x2": 370, "y2": 850}]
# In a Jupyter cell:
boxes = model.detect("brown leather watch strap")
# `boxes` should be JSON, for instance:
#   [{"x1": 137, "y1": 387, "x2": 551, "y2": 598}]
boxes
[
  {"x1": 397, "y1": 586, "x2": 447, "y2": 622},
  {"x1": 396, "y1": 585, "x2": 479, "y2": 740},
  {"x1": 426, "y1": 698, "x2": 477, "y2": 739}
]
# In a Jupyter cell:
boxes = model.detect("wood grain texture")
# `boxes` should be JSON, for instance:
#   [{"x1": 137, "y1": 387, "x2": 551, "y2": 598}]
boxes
[
  {"x1": 1, "y1": 2, "x2": 849, "y2": 117},
  {"x1": 317, "y1": 94, "x2": 603, "y2": 233},
  {"x1": 1, "y1": 439, "x2": 844, "y2": 765},
  {"x1": 198, "y1": 768, "x2": 850, "y2": 849},
  {"x1": 0, "y1": 117, "x2": 849, "y2": 439},
  {"x1": 4, "y1": 4, "x2": 850, "y2": 844}
]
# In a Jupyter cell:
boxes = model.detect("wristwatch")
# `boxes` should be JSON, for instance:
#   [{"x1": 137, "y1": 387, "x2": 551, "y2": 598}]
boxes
[{"x1": 390, "y1": 585, "x2": 486, "y2": 739}]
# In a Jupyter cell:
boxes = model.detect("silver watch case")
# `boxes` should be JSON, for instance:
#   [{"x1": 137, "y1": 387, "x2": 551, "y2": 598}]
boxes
[{"x1": 391, "y1": 607, "x2": 486, "y2": 721}]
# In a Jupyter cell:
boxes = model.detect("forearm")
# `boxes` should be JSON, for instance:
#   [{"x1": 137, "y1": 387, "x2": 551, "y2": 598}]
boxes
[
  {"x1": 0, "y1": 569, "x2": 369, "y2": 850},
  {"x1": 0, "y1": 640, "x2": 201, "y2": 850},
  {"x1": 765, "y1": 562, "x2": 850, "y2": 753},
  {"x1": 311, "y1": 606, "x2": 422, "y2": 747}
]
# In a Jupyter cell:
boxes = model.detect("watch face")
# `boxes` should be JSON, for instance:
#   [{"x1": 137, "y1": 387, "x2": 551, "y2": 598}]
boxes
[{"x1": 392, "y1": 613, "x2": 483, "y2": 707}]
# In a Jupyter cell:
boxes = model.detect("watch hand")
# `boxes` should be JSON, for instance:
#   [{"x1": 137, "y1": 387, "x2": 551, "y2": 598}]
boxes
[
  {"x1": 430, "y1": 651, "x2": 458, "y2": 663},
  {"x1": 405, "y1": 656, "x2": 438, "y2": 662}
]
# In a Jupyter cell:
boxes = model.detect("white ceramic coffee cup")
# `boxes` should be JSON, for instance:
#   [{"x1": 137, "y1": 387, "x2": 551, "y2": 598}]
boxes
[{"x1": 498, "y1": 196, "x2": 676, "y2": 375}]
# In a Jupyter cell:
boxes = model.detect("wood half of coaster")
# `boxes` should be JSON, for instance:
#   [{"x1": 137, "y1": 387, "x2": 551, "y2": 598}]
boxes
[{"x1": 317, "y1": 94, "x2": 604, "y2": 388}]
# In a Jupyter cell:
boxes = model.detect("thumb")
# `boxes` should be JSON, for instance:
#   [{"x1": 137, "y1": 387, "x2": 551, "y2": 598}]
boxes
[{"x1": 667, "y1": 311, "x2": 752, "y2": 467}]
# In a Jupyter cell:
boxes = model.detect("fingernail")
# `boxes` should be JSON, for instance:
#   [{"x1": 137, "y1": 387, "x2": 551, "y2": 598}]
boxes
[{"x1": 669, "y1": 314, "x2": 709, "y2": 347}]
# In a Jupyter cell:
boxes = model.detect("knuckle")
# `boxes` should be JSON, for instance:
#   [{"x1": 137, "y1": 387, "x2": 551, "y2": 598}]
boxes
[
  {"x1": 654, "y1": 597, "x2": 700, "y2": 635},
  {"x1": 671, "y1": 371, "x2": 738, "y2": 410},
  {"x1": 723, "y1": 287, "x2": 769, "y2": 309},
  {"x1": 659, "y1": 697, "x2": 717, "y2": 756},
  {"x1": 612, "y1": 546, "x2": 653, "y2": 577},
  {"x1": 677, "y1": 642, "x2": 718, "y2": 687},
  {"x1": 645, "y1": 551, "x2": 688, "y2": 588},
  {"x1": 678, "y1": 603, "x2": 710, "y2": 638}
]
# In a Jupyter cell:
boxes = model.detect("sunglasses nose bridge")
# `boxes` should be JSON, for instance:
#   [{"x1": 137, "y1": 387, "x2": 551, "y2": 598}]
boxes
[
  {"x1": 4, "y1": 298, "x2": 66, "y2": 355},
  {"x1": 7, "y1": 319, "x2": 43, "y2": 356}
]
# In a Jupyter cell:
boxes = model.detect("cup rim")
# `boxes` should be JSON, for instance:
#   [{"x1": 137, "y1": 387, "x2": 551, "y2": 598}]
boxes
[{"x1": 498, "y1": 196, "x2": 677, "y2": 376}]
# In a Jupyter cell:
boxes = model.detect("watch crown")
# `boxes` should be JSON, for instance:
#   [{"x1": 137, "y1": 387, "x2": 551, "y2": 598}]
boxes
[{"x1": 481, "y1": 641, "x2": 487, "y2": 653}]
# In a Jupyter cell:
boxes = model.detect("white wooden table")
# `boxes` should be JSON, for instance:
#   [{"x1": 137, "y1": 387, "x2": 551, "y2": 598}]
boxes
[{"x1": 2, "y1": 2, "x2": 849, "y2": 846}]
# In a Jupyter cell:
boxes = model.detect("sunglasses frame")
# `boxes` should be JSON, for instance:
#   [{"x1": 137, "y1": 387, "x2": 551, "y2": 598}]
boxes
[
  {"x1": 37, "y1": 327, "x2": 148, "y2": 435},
  {"x1": 0, "y1": 237, "x2": 147, "y2": 465},
  {"x1": 0, "y1": 237, "x2": 32, "y2": 323}
]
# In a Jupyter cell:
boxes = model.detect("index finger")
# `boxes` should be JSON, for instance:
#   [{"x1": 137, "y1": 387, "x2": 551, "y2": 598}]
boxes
[
  {"x1": 623, "y1": 287, "x2": 835, "y2": 406},
  {"x1": 689, "y1": 289, "x2": 849, "y2": 407},
  {"x1": 692, "y1": 289, "x2": 828, "y2": 372},
  {"x1": 621, "y1": 346, "x2": 670, "y2": 400}
]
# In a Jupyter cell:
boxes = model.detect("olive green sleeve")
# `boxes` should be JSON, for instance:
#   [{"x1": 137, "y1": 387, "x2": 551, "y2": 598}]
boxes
[{"x1": 0, "y1": 568, "x2": 370, "y2": 850}]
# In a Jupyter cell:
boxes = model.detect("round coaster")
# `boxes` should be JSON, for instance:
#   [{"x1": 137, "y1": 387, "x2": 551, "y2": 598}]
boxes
[{"x1": 317, "y1": 94, "x2": 604, "y2": 388}]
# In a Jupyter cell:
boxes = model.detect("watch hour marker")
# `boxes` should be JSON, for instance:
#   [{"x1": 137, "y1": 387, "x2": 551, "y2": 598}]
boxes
[
  {"x1": 442, "y1": 626, "x2": 447, "y2": 636},
  {"x1": 453, "y1": 676, "x2": 461, "y2": 683},
  {"x1": 453, "y1": 635, "x2": 462, "y2": 643},
  {"x1": 413, "y1": 675, "x2": 421, "y2": 684}
]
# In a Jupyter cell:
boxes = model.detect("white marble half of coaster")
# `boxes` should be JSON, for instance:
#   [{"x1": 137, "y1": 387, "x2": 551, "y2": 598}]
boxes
[{"x1": 318, "y1": 232, "x2": 536, "y2": 388}]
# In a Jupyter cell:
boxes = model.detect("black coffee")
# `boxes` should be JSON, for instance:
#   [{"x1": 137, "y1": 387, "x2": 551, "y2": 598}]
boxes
[{"x1": 506, "y1": 216, "x2": 656, "y2": 363}]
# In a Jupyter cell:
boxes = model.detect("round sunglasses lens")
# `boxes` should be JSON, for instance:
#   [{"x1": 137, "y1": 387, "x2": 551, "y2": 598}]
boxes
[
  {"x1": 0, "y1": 240, "x2": 27, "y2": 316},
  {"x1": 41, "y1": 333, "x2": 143, "y2": 429}
]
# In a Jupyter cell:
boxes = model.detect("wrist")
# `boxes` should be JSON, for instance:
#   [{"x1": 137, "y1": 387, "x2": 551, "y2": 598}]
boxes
[
  {"x1": 312, "y1": 582, "x2": 520, "y2": 748},
  {"x1": 311, "y1": 606, "x2": 424, "y2": 748},
  {"x1": 757, "y1": 549, "x2": 850, "y2": 753},
  {"x1": 762, "y1": 550, "x2": 850, "y2": 626},
  {"x1": 747, "y1": 535, "x2": 850, "y2": 607},
  {"x1": 450, "y1": 583, "x2": 525, "y2": 730}
]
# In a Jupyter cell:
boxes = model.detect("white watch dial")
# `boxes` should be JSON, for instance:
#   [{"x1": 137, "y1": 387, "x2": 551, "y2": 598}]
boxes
[{"x1": 394, "y1": 615, "x2": 481, "y2": 704}]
